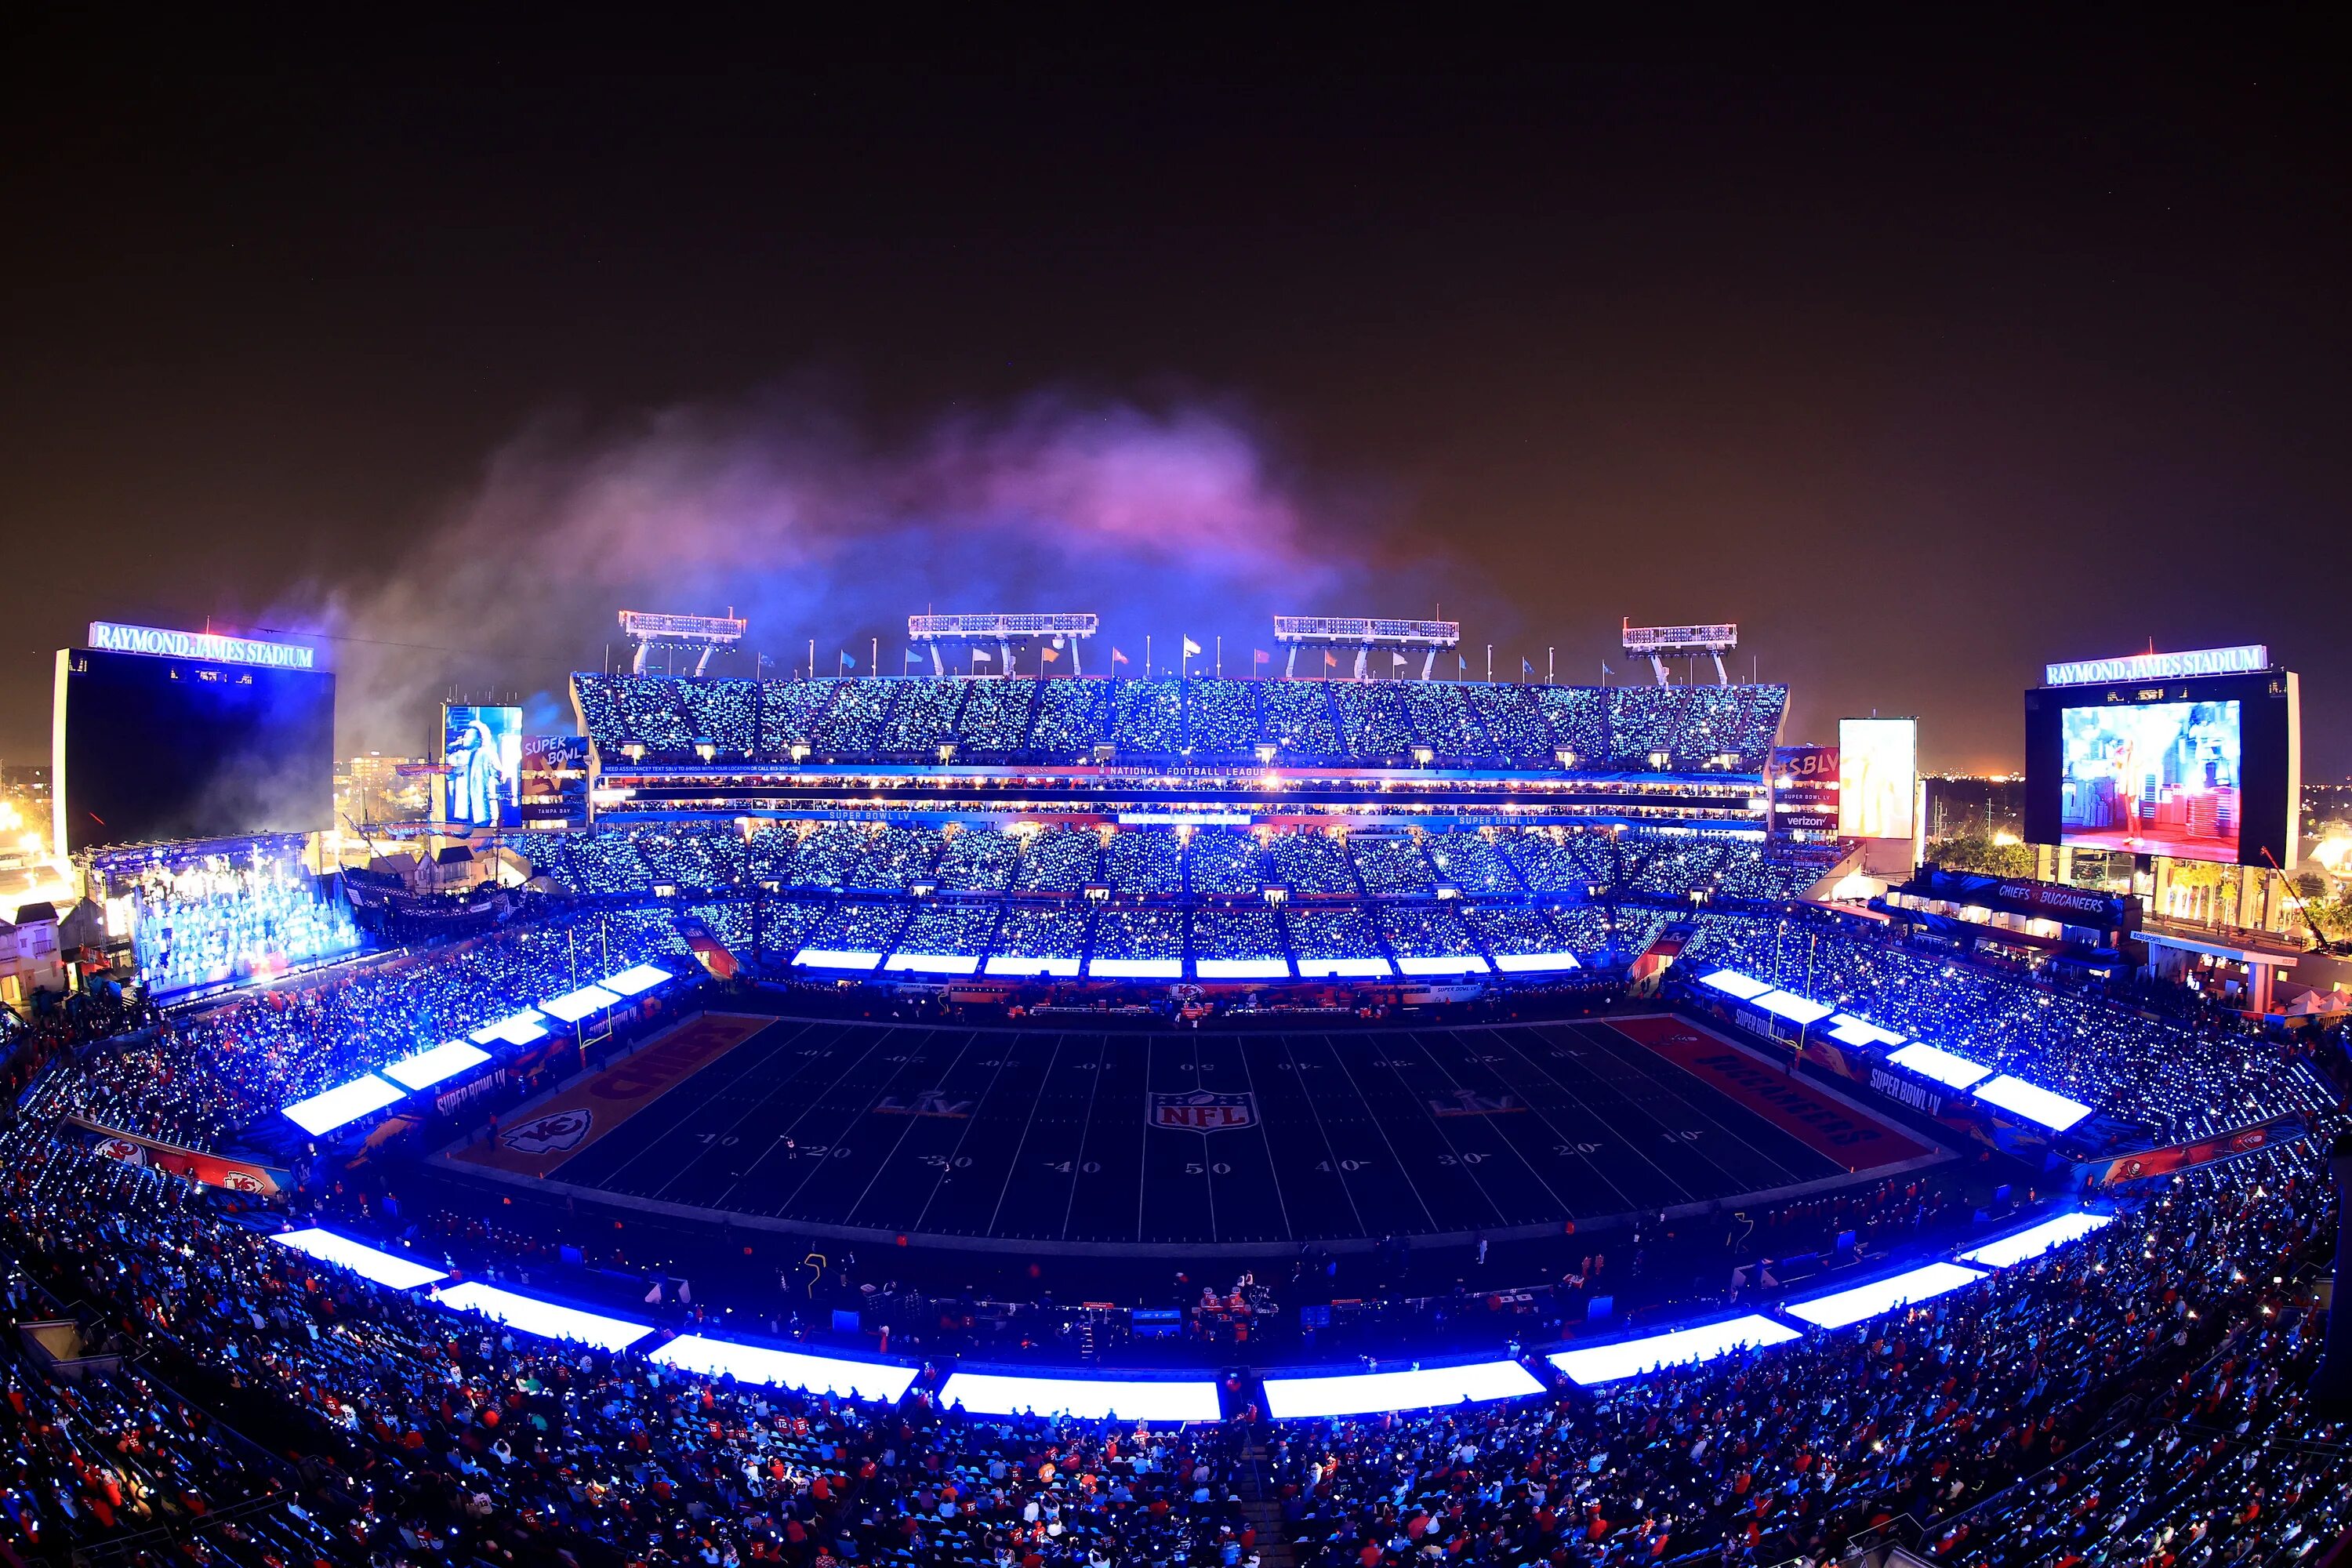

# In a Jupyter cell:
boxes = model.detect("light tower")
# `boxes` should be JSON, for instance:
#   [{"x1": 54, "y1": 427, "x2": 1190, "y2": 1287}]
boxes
[
  {"x1": 907, "y1": 612, "x2": 1100, "y2": 677},
  {"x1": 1621, "y1": 619, "x2": 1738, "y2": 684},
  {"x1": 617, "y1": 609, "x2": 748, "y2": 676},
  {"x1": 1271, "y1": 615, "x2": 1461, "y2": 679}
]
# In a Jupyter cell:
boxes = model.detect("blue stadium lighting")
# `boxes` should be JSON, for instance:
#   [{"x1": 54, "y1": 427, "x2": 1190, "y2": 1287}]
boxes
[
  {"x1": 1549, "y1": 1314, "x2": 1801, "y2": 1387},
  {"x1": 281, "y1": 1074, "x2": 407, "y2": 1136},
  {"x1": 541, "y1": 984, "x2": 624, "y2": 1022},
  {"x1": 1887, "y1": 1042, "x2": 1993, "y2": 1090},
  {"x1": 885, "y1": 953, "x2": 983, "y2": 975},
  {"x1": 1971, "y1": 1074, "x2": 2093, "y2": 1132},
  {"x1": 1116, "y1": 811, "x2": 1252, "y2": 826},
  {"x1": 269, "y1": 1228, "x2": 447, "y2": 1290},
  {"x1": 985, "y1": 956, "x2": 1082, "y2": 977},
  {"x1": 939, "y1": 1371, "x2": 1221, "y2": 1422},
  {"x1": 1089, "y1": 958, "x2": 1183, "y2": 978},
  {"x1": 1261, "y1": 1359, "x2": 1545, "y2": 1418},
  {"x1": 796, "y1": 948, "x2": 884, "y2": 971},
  {"x1": 1750, "y1": 989, "x2": 1835, "y2": 1025},
  {"x1": 1826, "y1": 1014, "x2": 1904, "y2": 1048},
  {"x1": 601, "y1": 962, "x2": 673, "y2": 996},
  {"x1": 649, "y1": 1336, "x2": 919, "y2": 1403},
  {"x1": 1958, "y1": 1211, "x2": 2116, "y2": 1269},
  {"x1": 1397, "y1": 955, "x2": 1493, "y2": 976},
  {"x1": 1298, "y1": 956, "x2": 1395, "y2": 978},
  {"x1": 1785, "y1": 1261, "x2": 1987, "y2": 1330},
  {"x1": 1494, "y1": 952, "x2": 1583, "y2": 973},
  {"x1": 432, "y1": 1283, "x2": 655, "y2": 1351},
  {"x1": 470, "y1": 1010, "x2": 550, "y2": 1047},
  {"x1": 1699, "y1": 968, "x2": 1774, "y2": 1000},
  {"x1": 379, "y1": 1040, "x2": 493, "y2": 1091},
  {"x1": 1196, "y1": 957, "x2": 1293, "y2": 979}
]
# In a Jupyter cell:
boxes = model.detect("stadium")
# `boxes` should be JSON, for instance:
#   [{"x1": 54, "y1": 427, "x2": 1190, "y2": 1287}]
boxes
[{"x1": 2, "y1": 601, "x2": 2344, "y2": 1568}]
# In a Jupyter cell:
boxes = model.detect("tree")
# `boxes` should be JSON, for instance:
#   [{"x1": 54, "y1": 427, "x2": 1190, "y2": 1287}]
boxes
[{"x1": 1923, "y1": 826, "x2": 2035, "y2": 879}]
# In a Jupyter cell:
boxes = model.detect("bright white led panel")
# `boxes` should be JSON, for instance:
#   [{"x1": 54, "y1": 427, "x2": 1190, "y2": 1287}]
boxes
[
  {"x1": 1972, "y1": 1075, "x2": 2092, "y2": 1132},
  {"x1": 432, "y1": 1283, "x2": 653, "y2": 1351},
  {"x1": 1088, "y1": 958, "x2": 1183, "y2": 978},
  {"x1": 282, "y1": 1075, "x2": 407, "y2": 1135},
  {"x1": 794, "y1": 949, "x2": 884, "y2": 971},
  {"x1": 380, "y1": 1040, "x2": 492, "y2": 1091},
  {"x1": 1827, "y1": 1014, "x2": 1904, "y2": 1048},
  {"x1": 1958, "y1": 1211, "x2": 2114, "y2": 1269},
  {"x1": 1397, "y1": 955, "x2": 1491, "y2": 976},
  {"x1": 602, "y1": 963, "x2": 673, "y2": 996},
  {"x1": 470, "y1": 1011, "x2": 549, "y2": 1047},
  {"x1": 1785, "y1": 1261, "x2": 1986, "y2": 1329},
  {"x1": 1549, "y1": 1315, "x2": 1801, "y2": 1386},
  {"x1": 884, "y1": 953, "x2": 982, "y2": 975},
  {"x1": 269, "y1": 1228, "x2": 446, "y2": 1289},
  {"x1": 1494, "y1": 952, "x2": 1582, "y2": 973},
  {"x1": 540, "y1": 985, "x2": 622, "y2": 1022},
  {"x1": 1196, "y1": 958, "x2": 1292, "y2": 979},
  {"x1": 1261, "y1": 1359, "x2": 1544, "y2": 1417},
  {"x1": 1888, "y1": 1042, "x2": 1993, "y2": 1089},
  {"x1": 985, "y1": 956, "x2": 1082, "y2": 977},
  {"x1": 1751, "y1": 990, "x2": 1835, "y2": 1025},
  {"x1": 650, "y1": 1336, "x2": 918, "y2": 1402},
  {"x1": 939, "y1": 1371, "x2": 1220, "y2": 1422},
  {"x1": 1296, "y1": 957, "x2": 1394, "y2": 978},
  {"x1": 1700, "y1": 968, "x2": 1773, "y2": 999}
]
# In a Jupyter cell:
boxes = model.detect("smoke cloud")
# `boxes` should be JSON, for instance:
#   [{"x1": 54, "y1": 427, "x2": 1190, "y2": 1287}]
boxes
[{"x1": 310, "y1": 387, "x2": 1421, "y2": 750}]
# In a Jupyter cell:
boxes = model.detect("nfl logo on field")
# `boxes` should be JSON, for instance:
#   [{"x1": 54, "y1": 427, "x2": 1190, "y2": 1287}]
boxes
[{"x1": 1149, "y1": 1090, "x2": 1258, "y2": 1132}]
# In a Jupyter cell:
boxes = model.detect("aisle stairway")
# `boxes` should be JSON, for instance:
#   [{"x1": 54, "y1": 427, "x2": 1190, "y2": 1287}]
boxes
[{"x1": 1236, "y1": 1441, "x2": 1296, "y2": 1568}]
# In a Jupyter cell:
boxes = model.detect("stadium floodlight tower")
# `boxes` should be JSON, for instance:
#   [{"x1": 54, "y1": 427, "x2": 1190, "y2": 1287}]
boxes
[
  {"x1": 1622, "y1": 619, "x2": 1738, "y2": 685},
  {"x1": 1272, "y1": 616, "x2": 1460, "y2": 680},
  {"x1": 907, "y1": 612, "x2": 1099, "y2": 677},
  {"x1": 618, "y1": 609, "x2": 749, "y2": 676}
]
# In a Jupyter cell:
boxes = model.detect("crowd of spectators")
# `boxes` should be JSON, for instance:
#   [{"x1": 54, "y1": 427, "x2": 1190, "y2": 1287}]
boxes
[
  {"x1": 125, "y1": 854, "x2": 365, "y2": 996},
  {"x1": 570, "y1": 673, "x2": 1791, "y2": 773}
]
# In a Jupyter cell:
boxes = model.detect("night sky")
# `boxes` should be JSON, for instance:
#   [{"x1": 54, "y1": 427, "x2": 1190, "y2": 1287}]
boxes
[{"x1": 4, "y1": 24, "x2": 2345, "y2": 773}]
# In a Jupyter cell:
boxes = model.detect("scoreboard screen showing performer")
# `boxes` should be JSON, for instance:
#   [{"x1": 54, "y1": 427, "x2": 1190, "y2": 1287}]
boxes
[
  {"x1": 55, "y1": 646, "x2": 334, "y2": 853},
  {"x1": 439, "y1": 703, "x2": 523, "y2": 827},
  {"x1": 2025, "y1": 665, "x2": 2299, "y2": 868}
]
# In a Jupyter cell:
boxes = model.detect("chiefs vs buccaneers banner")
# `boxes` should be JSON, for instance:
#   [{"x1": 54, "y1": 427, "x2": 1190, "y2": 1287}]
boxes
[
  {"x1": 2082, "y1": 1114, "x2": 2307, "y2": 1189},
  {"x1": 67, "y1": 1116, "x2": 292, "y2": 1200}
]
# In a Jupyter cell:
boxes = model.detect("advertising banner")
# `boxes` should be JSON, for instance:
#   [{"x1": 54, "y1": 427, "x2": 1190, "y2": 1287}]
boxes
[
  {"x1": 1906, "y1": 867, "x2": 2130, "y2": 929},
  {"x1": 2081, "y1": 1115, "x2": 2307, "y2": 1188},
  {"x1": 68, "y1": 1117, "x2": 291, "y2": 1200}
]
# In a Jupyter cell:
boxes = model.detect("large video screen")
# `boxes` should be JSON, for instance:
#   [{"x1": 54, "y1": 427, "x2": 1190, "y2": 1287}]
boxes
[
  {"x1": 1837, "y1": 718, "x2": 1916, "y2": 840},
  {"x1": 441, "y1": 705, "x2": 523, "y2": 828},
  {"x1": 2058, "y1": 699, "x2": 2240, "y2": 861},
  {"x1": 56, "y1": 648, "x2": 335, "y2": 854},
  {"x1": 2024, "y1": 670, "x2": 2298, "y2": 869}
]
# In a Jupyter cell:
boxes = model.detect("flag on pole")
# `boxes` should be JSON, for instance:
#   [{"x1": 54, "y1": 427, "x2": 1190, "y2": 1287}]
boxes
[
  {"x1": 1181, "y1": 637, "x2": 1203, "y2": 657},
  {"x1": 1253, "y1": 648, "x2": 1271, "y2": 666},
  {"x1": 840, "y1": 651, "x2": 856, "y2": 671},
  {"x1": 971, "y1": 647, "x2": 993, "y2": 664},
  {"x1": 904, "y1": 647, "x2": 921, "y2": 666},
  {"x1": 1457, "y1": 652, "x2": 1468, "y2": 674},
  {"x1": 1112, "y1": 647, "x2": 1130, "y2": 666},
  {"x1": 1323, "y1": 650, "x2": 1338, "y2": 669},
  {"x1": 1391, "y1": 651, "x2": 1408, "y2": 668},
  {"x1": 1040, "y1": 645, "x2": 1059, "y2": 662},
  {"x1": 1521, "y1": 657, "x2": 1534, "y2": 678}
]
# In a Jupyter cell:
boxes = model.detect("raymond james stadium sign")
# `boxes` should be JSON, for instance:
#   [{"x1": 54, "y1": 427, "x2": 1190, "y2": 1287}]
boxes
[
  {"x1": 88, "y1": 621, "x2": 316, "y2": 670},
  {"x1": 2044, "y1": 644, "x2": 2267, "y2": 687}
]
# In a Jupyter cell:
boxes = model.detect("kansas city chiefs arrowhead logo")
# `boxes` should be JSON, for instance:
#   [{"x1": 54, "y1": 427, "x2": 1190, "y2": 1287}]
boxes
[{"x1": 504, "y1": 1109, "x2": 593, "y2": 1153}]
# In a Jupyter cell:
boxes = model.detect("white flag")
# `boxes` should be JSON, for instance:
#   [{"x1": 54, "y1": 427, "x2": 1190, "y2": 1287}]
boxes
[
  {"x1": 1181, "y1": 637, "x2": 1202, "y2": 657},
  {"x1": 971, "y1": 647, "x2": 993, "y2": 663},
  {"x1": 1391, "y1": 651, "x2": 1407, "y2": 667}
]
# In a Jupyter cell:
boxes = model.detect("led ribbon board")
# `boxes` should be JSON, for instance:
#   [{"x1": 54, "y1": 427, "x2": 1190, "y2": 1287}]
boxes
[
  {"x1": 985, "y1": 956, "x2": 1081, "y2": 977},
  {"x1": 1826, "y1": 1014, "x2": 1904, "y2": 1048},
  {"x1": 1958, "y1": 1211, "x2": 2114, "y2": 1269},
  {"x1": 380, "y1": 1040, "x2": 492, "y2": 1091},
  {"x1": 1784, "y1": 1261, "x2": 1986, "y2": 1330},
  {"x1": 432, "y1": 1283, "x2": 654, "y2": 1352},
  {"x1": 938, "y1": 1372, "x2": 1221, "y2": 1423},
  {"x1": 1494, "y1": 953, "x2": 1581, "y2": 973},
  {"x1": 1088, "y1": 958, "x2": 1183, "y2": 978},
  {"x1": 282, "y1": 1075, "x2": 406, "y2": 1135},
  {"x1": 470, "y1": 1010, "x2": 550, "y2": 1047},
  {"x1": 1196, "y1": 958, "x2": 1292, "y2": 979},
  {"x1": 651, "y1": 1337, "x2": 918, "y2": 1403},
  {"x1": 1549, "y1": 1316, "x2": 1801, "y2": 1387},
  {"x1": 1751, "y1": 990, "x2": 1834, "y2": 1025},
  {"x1": 1261, "y1": 1360, "x2": 1544, "y2": 1418},
  {"x1": 886, "y1": 953, "x2": 983, "y2": 975},
  {"x1": 269, "y1": 1229, "x2": 446, "y2": 1290},
  {"x1": 1397, "y1": 956, "x2": 1492, "y2": 976},
  {"x1": 796, "y1": 949, "x2": 884, "y2": 971},
  {"x1": 1296, "y1": 957, "x2": 1394, "y2": 978}
]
